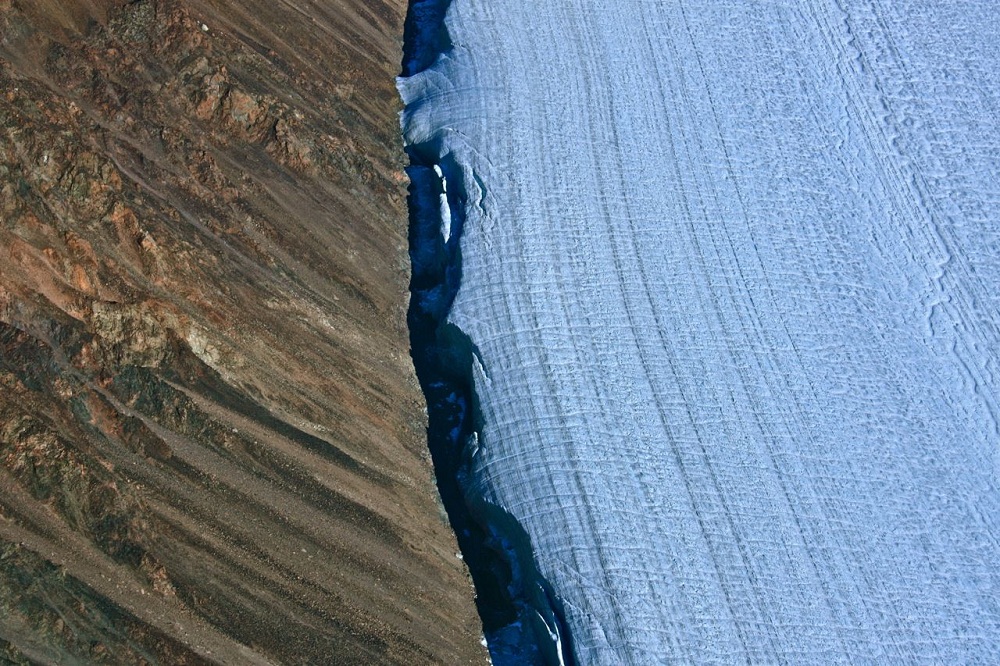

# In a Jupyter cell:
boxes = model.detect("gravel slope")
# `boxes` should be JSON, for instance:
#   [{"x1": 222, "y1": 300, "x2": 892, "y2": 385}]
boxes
[{"x1": 0, "y1": 0, "x2": 486, "y2": 663}]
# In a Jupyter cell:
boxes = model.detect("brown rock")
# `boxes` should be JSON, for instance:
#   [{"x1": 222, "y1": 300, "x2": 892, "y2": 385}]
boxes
[{"x1": 0, "y1": 0, "x2": 486, "y2": 664}]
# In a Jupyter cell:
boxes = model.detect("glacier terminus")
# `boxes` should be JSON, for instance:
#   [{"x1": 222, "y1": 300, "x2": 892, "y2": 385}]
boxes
[{"x1": 400, "y1": 0, "x2": 1000, "y2": 663}]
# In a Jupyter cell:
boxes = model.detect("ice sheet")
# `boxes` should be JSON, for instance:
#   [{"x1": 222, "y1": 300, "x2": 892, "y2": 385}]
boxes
[{"x1": 400, "y1": 1, "x2": 1000, "y2": 662}]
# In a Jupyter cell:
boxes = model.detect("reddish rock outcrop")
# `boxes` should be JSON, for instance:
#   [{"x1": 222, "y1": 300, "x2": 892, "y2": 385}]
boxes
[{"x1": 0, "y1": 0, "x2": 486, "y2": 663}]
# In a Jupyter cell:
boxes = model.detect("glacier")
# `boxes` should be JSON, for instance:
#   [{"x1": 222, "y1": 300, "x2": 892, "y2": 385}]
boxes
[{"x1": 399, "y1": 0, "x2": 1000, "y2": 663}]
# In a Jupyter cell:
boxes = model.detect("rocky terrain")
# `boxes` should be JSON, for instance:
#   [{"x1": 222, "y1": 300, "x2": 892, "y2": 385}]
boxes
[{"x1": 0, "y1": 0, "x2": 486, "y2": 663}]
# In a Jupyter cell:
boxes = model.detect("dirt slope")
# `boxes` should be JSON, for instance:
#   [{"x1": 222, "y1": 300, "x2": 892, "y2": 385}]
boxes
[{"x1": 0, "y1": 0, "x2": 485, "y2": 662}]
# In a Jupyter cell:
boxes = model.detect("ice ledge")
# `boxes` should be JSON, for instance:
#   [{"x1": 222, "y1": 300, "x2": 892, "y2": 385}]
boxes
[{"x1": 398, "y1": 1, "x2": 573, "y2": 663}]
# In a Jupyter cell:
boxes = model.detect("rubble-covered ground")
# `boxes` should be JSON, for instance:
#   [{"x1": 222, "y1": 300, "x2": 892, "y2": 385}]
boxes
[{"x1": 0, "y1": 0, "x2": 486, "y2": 663}]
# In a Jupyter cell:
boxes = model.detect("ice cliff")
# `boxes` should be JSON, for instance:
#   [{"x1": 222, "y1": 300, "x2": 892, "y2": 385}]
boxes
[{"x1": 400, "y1": 1, "x2": 1000, "y2": 663}]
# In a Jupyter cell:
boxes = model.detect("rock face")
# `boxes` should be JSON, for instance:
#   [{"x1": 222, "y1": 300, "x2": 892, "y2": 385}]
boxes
[{"x1": 0, "y1": 0, "x2": 486, "y2": 663}]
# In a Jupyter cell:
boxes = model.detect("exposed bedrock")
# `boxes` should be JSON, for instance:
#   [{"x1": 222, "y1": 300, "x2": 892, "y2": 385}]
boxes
[{"x1": 0, "y1": 0, "x2": 486, "y2": 663}]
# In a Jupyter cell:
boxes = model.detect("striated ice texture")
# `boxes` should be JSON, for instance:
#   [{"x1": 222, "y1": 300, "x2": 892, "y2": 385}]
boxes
[{"x1": 399, "y1": 1, "x2": 1000, "y2": 663}]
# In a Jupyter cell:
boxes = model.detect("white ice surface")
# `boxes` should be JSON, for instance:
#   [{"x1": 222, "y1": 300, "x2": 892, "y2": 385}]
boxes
[{"x1": 400, "y1": 2, "x2": 1000, "y2": 663}]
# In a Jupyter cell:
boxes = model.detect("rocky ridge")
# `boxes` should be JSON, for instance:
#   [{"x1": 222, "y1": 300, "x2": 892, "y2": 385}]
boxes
[{"x1": 0, "y1": 0, "x2": 486, "y2": 662}]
